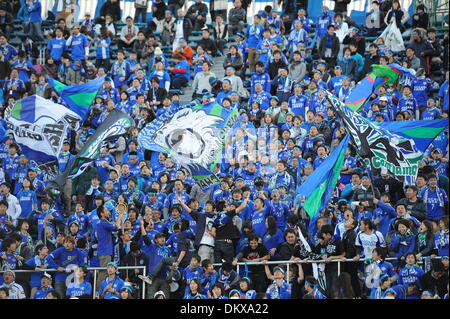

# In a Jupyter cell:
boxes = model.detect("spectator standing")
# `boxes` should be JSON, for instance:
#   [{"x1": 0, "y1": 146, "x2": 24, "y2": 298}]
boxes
[
  {"x1": 134, "y1": 0, "x2": 149, "y2": 24},
  {"x1": 26, "y1": 0, "x2": 44, "y2": 42},
  {"x1": 228, "y1": 0, "x2": 247, "y2": 35}
]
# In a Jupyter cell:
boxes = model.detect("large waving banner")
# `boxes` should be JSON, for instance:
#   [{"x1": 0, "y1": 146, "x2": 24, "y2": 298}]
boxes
[
  {"x1": 47, "y1": 76, "x2": 106, "y2": 122},
  {"x1": 62, "y1": 109, "x2": 134, "y2": 181},
  {"x1": 138, "y1": 103, "x2": 239, "y2": 189},
  {"x1": 345, "y1": 64, "x2": 416, "y2": 112},
  {"x1": 326, "y1": 91, "x2": 447, "y2": 183},
  {"x1": 6, "y1": 95, "x2": 81, "y2": 175}
]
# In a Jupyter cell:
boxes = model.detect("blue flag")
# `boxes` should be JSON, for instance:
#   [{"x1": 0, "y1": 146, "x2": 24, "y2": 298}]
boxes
[{"x1": 47, "y1": 76, "x2": 105, "y2": 121}]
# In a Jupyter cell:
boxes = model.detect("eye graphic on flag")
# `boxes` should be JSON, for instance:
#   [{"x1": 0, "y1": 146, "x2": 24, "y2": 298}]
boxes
[
  {"x1": 142, "y1": 107, "x2": 223, "y2": 167},
  {"x1": 139, "y1": 103, "x2": 239, "y2": 189}
]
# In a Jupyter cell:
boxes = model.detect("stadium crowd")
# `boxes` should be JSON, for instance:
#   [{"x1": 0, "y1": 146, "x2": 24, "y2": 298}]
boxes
[{"x1": 0, "y1": 0, "x2": 449, "y2": 300}]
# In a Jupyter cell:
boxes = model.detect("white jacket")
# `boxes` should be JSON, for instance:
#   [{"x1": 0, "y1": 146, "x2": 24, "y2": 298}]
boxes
[
  {"x1": 3, "y1": 193, "x2": 21, "y2": 222},
  {"x1": 0, "y1": 282, "x2": 26, "y2": 299}
]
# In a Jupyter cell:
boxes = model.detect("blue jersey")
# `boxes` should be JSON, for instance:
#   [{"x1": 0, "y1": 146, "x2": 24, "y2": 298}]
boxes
[
  {"x1": 94, "y1": 154, "x2": 116, "y2": 183},
  {"x1": 266, "y1": 281, "x2": 292, "y2": 299},
  {"x1": 58, "y1": 151, "x2": 75, "y2": 173},
  {"x1": 390, "y1": 231, "x2": 416, "y2": 258},
  {"x1": 27, "y1": 1, "x2": 42, "y2": 22},
  {"x1": 249, "y1": 91, "x2": 271, "y2": 111},
  {"x1": 236, "y1": 40, "x2": 248, "y2": 62},
  {"x1": 48, "y1": 247, "x2": 86, "y2": 282},
  {"x1": 2, "y1": 154, "x2": 19, "y2": 179},
  {"x1": 47, "y1": 37, "x2": 67, "y2": 61},
  {"x1": 67, "y1": 212, "x2": 89, "y2": 236},
  {"x1": 144, "y1": 243, "x2": 170, "y2": 278},
  {"x1": 270, "y1": 201, "x2": 290, "y2": 230},
  {"x1": 328, "y1": 75, "x2": 344, "y2": 94},
  {"x1": 0, "y1": 44, "x2": 17, "y2": 61},
  {"x1": 95, "y1": 37, "x2": 111, "y2": 59},
  {"x1": 246, "y1": 24, "x2": 264, "y2": 49},
  {"x1": 99, "y1": 87, "x2": 120, "y2": 104},
  {"x1": 288, "y1": 94, "x2": 308, "y2": 117},
  {"x1": 66, "y1": 281, "x2": 93, "y2": 298},
  {"x1": 16, "y1": 190, "x2": 38, "y2": 219},
  {"x1": 434, "y1": 230, "x2": 449, "y2": 256},
  {"x1": 66, "y1": 34, "x2": 89, "y2": 61},
  {"x1": 438, "y1": 80, "x2": 449, "y2": 111},
  {"x1": 421, "y1": 107, "x2": 441, "y2": 120},
  {"x1": 182, "y1": 266, "x2": 204, "y2": 296},
  {"x1": 13, "y1": 164, "x2": 30, "y2": 194},
  {"x1": 373, "y1": 201, "x2": 397, "y2": 236},
  {"x1": 397, "y1": 95, "x2": 418, "y2": 114},
  {"x1": 411, "y1": 77, "x2": 433, "y2": 106},
  {"x1": 263, "y1": 228, "x2": 284, "y2": 251},
  {"x1": 252, "y1": 201, "x2": 272, "y2": 237},
  {"x1": 33, "y1": 287, "x2": 54, "y2": 299},
  {"x1": 99, "y1": 275, "x2": 124, "y2": 299},
  {"x1": 239, "y1": 289, "x2": 257, "y2": 299},
  {"x1": 316, "y1": 14, "x2": 333, "y2": 37},
  {"x1": 419, "y1": 187, "x2": 448, "y2": 220},
  {"x1": 96, "y1": 219, "x2": 118, "y2": 256},
  {"x1": 398, "y1": 265, "x2": 424, "y2": 286}
]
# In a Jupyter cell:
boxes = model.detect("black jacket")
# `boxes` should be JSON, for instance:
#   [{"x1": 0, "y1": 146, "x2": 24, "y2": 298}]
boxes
[
  {"x1": 147, "y1": 86, "x2": 167, "y2": 106},
  {"x1": 352, "y1": 184, "x2": 381, "y2": 212},
  {"x1": 0, "y1": 56, "x2": 11, "y2": 81},
  {"x1": 342, "y1": 229, "x2": 357, "y2": 258},
  {"x1": 319, "y1": 34, "x2": 340, "y2": 59},
  {"x1": 187, "y1": 2, "x2": 208, "y2": 19},
  {"x1": 223, "y1": 53, "x2": 244, "y2": 72},
  {"x1": 414, "y1": 232, "x2": 435, "y2": 256},
  {"x1": 100, "y1": 0, "x2": 121, "y2": 21},
  {"x1": 372, "y1": 176, "x2": 405, "y2": 204},
  {"x1": 277, "y1": 242, "x2": 296, "y2": 261},
  {"x1": 409, "y1": 38, "x2": 435, "y2": 68},
  {"x1": 396, "y1": 197, "x2": 427, "y2": 221},
  {"x1": 420, "y1": 271, "x2": 449, "y2": 298},
  {"x1": 120, "y1": 250, "x2": 149, "y2": 284},
  {"x1": 198, "y1": 37, "x2": 217, "y2": 55},
  {"x1": 189, "y1": 210, "x2": 215, "y2": 248},
  {"x1": 343, "y1": 34, "x2": 366, "y2": 56},
  {"x1": 362, "y1": 54, "x2": 380, "y2": 78},
  {"x1": 412, "y1": 11, "x2": 429, "y2": 29},
  {"x1": 268, "y1": 59, "x2": 288, "y2": 79},
  {"x1": 152, "y1": 1, "x2": 167, "y2": 20}
]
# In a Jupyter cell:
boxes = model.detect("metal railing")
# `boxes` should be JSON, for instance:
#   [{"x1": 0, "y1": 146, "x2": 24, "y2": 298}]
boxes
[
  {"x1": 213, "y1": 256, "x2": 443, "y2": 282},
  {"x1": 0, "y1": 266, "x2": 147, "y2": 299}
]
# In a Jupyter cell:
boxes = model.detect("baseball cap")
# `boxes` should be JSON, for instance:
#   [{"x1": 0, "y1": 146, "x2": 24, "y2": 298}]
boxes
[
  {"x1": 236, "y1": 32, "x2": 246, "y2": 38},
  {"x1": 380, "y1": 167, "x2": 388, "y2": 175},
  {"x1": 270, "y1": 96, "x2": 279, "y2": 101},
  {"x1": 273, "y1": 266, "x2": 285, "y2": 275},
  {"x1": 107, "y1": 262, "x2": 118, "y2": 269},
  {"x1": 379, "y1": 96, "x2": 388, "y2": 102}
]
